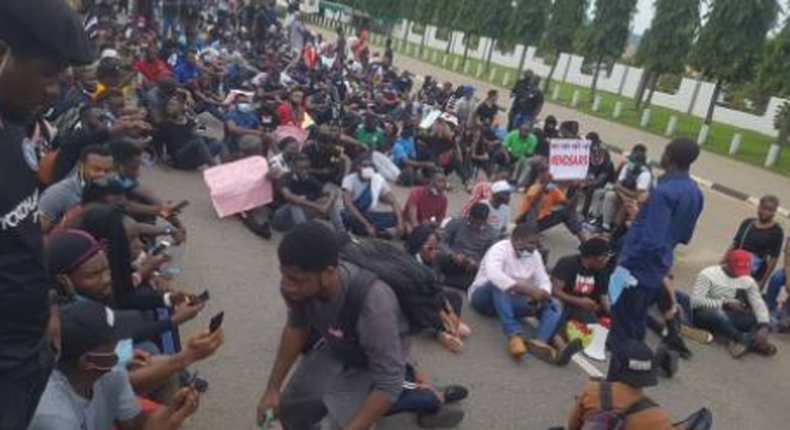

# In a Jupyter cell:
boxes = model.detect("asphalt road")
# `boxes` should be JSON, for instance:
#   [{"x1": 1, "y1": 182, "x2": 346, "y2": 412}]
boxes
[
  {"x1": 146, "y1": 25, "x2": 790, "y2": 429},
  {"x1": 145, "y1": 161, "x2": 790, "y2": 430}
]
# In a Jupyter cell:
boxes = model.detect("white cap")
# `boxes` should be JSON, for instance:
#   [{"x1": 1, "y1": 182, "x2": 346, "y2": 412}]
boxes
[{"x1": 491, "y1": 180, "x2": 512, "y2": 194}]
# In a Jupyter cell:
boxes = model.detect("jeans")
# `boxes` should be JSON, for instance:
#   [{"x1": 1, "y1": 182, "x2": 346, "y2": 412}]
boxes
[
  {"x1": 161, "y1": 12, "x2": 179, "y2": 39},
  {"x1": 513, "y1": 156, "x2": 544, "y2": 189},
  {"x1": 273, "y1": 203, "x2": 344, "y2": 232},
  {"x1": 763, "y1": 270, "x2": 790, "y2": 314},
  {"x1": 341, "y1": 210, "x2": 398, "y2": 236},
  {"x1": 470, "y1": 282, "x2": 563, "y2": 341},
  {"x1": 693, "y1": 307, "x2": 757, "y2": 344}
]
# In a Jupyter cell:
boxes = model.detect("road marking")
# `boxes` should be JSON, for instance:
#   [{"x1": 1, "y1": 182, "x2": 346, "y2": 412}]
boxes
[{"x1": 572, "y1": 354, "x2": 604, "y2": 378}]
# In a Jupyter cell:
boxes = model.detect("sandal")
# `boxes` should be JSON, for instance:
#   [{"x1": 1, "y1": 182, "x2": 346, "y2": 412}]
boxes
[
  {"x1": 437, "y1": 331, "x2": 464, "y2": 353},
  {"x1": 752, "y1": 342, "x2": 778, "y2": 357},
  {"x1": 442, "y1": 385, "x2": 469, "y2": 404}
]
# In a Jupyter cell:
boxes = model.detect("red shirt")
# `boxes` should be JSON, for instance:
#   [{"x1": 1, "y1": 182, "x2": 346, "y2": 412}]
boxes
[
  {"x1": 404, "y1": 186, "x2": 448, "y2": 225},
  {"x1": 275, "y1": 102, "x2": 305, "y2": 128},
  {"x1": 134, "y1": 58, "x2": 172, "y2": 83}
]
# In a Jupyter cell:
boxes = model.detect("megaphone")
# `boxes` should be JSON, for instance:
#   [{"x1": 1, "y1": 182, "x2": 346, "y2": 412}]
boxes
[{"x1": 584, "y1": 324, "x2": 609, "y2": 362}]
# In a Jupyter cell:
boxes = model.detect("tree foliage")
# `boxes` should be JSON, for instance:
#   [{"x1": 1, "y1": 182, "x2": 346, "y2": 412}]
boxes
[
  {"x1": 580, "y1": 0, "x2": 638, "y2": 62},
  {"x1": 635, "y1": 0, "x2": 701, "y2": 76},
  {"x1": 542, "y1": 0, "x2": 588, "y2": 56},
  {"x1": 755, "y1": 20, "x2": 790, "y2": 100}
]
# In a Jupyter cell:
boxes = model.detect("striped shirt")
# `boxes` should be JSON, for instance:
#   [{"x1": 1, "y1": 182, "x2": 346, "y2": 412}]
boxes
[{"x1": 690, "y1": 265, "x2": 770, "y2": 324}]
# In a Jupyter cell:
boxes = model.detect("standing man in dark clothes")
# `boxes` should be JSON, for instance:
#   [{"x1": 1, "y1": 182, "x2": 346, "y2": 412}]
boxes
[
  {"x1": 0, "y1": 0, "x2": 94, "y2": 427},
  {"x1": 607, "y1": 138, "x2": 704, "y2": 380}
]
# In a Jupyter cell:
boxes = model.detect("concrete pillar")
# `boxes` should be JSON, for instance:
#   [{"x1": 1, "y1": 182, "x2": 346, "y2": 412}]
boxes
[
  {"x1": 453, "y1": 57, "x2": 460, "y2": 71},
  {"x1": 613, "y1": 101, "x2": 623, "y2": 119},
  {"x1": 503, "y1": 72, "x2": 511, "y2": 88},
  {"x1": 489, "y1": 69, "x2": 497, "y2": 83},
  {"x1": 697, "y1": 124, "x2": 710, "y2": 145},
  {"x1": 665, "y1": 116, "x2": 678, "y2": 136},
  {"x1": 442, "y1": 54, "x2": 449, "y2": 68},
  {"x1": 476, "y1": 62, "x2": 483, "y2": 78},
  {"x1": 592, "y1": 95, "x2": 603, "y2": 112},
  {"x1": 571, "y1": 90, "x2": 580, "y2": 108},
  {"x1": 766, "y1": 144, "x2": 782, "y2": 167},
  {"x1": 640, "y1": 109, "x2": 651, "y2": 128},
  {"x1": 729, "y1": 133, "x2": 743, "y2": 155},
  {"x1": 552, "y1": 85, "x2": 561, "y2": 101}
]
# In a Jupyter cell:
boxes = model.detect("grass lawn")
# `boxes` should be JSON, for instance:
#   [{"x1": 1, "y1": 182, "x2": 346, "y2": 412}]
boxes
[{"x1": 313, "y1": 19, "x2": 790, "y2": 177}]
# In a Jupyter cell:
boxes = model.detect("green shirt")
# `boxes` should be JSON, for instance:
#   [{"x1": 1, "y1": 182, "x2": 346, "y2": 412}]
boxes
[
  {"x1": 354, "y1": 125, "x2": 386, "y2": 148},
  {"x1": 503, "y1": 130, "x2": 538, "y2": 159}
]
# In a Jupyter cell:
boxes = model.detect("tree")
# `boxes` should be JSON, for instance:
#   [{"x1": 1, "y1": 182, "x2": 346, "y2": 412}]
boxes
[
  {"x1": 507, "y1": 0, "x2": 551, "y2": 75},
  {"x1": 691, "y1": 0, "x2": 780, "y2": 125},
  {"x1": 754, "y1": 20, "x2": 790, "y2": 103},
  {"x1": 453, "y1": 0, "x2": 480, "y2": 69},
  {"x1": 580, "y1": 0, "x2": 638, "y2": 104},
  {"x1": 634, "y1": 0, "x2": 701, "y2": 109},
  {"x1": 541, "y1": 0, "x2": 588, "y2": 91},
  {"x1": 477, "y1": 0, "x2": 514, "y2": 72}
]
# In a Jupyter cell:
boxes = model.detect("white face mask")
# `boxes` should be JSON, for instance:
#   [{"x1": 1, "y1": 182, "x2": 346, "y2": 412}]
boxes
[
  {"x1": 360, "y1": 167, "x2": 375, "y2": 180},
  {"x1": 517, "y1": 250, "x2": 533, "y2": 260}
]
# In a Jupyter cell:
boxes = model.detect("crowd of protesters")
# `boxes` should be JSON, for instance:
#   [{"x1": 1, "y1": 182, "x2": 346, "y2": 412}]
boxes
[{"x1": 0, "y1": 0, "x2": 787, "y2": 429}]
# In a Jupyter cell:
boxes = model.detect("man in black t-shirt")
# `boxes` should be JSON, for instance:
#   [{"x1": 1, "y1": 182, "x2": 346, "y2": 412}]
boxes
[
  {"x1": 551, "y1": 238, "x2": 612, "y2": 326},
  {"x1": 473, "y1": 89, "x2": 500, "y2": 127},
  {"x1": 727, "y1": 194, "x2": 785, "y2": 289},
  {"x1": 0, "y1": 0, "x2": 94, "y2": 427},
  {"x1": 273, "y1": 153, "x2": 343, "y2": 232}
]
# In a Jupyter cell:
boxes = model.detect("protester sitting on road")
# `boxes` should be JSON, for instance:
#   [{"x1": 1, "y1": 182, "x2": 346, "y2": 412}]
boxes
[
  {"x1": 257, "y1": 222, "x2": 467, "y2": 429},
  {"x1": 516, "y1": 165, "x2": 586, "y2": 243},
  {"x1": 725, "y1": 194, "x2": 784, "y2": 290},
  {"x1": 403, "y1": 170, "x2": 449, "y2": 234},
  {"x1": 155, "y1": 95, "x2": 227, "y2": 169},
  {"x1": 391, "y1": 123, "x2": 435, "y2": 186},
  {"x1": 224, "y1": 95, "x2": 264, "y2": 153},
  {"x1": 354, "y1": 111, "x2": 386, "y2": 149},
  {"x1": 268, "y1": 136, "x2": 301, "y2": 176},
  {"x1": 484, "y1": 180, "x2": 513, "y2": 235},
  {"x1": 587, "y1": 144, "x2": 652, "y2": 233},
  {"x1": 501, "y1": 123, "x2": 539, "y2": 189},
  {"x1": 275, "y1": 87, "x2": 306, "y2": 128},
  {"x1": 439, "y1": 203, "x2": 500, "y2": 291},
  {"x1": 469, "y1": 224, "x2": 583, "y2": 364},
  {"x1": 28, "y1": 301, "x2": 202, "y2": 430},
  {"x1": 273, "y1": 153, "x2": 343, "y2": 232},
  {"x1": 567, "y1": 340, "x2": 675, "y2": 430},
  {"x1": 341, "y1": 153, "x2": 405, "y2": 238},
  {"x1": 764, "y1": 238, "x2": 790, "y2": 328},
  {"x1": 552, "y1": 238, "x2": 612, "y2": 329},
  {"x1": 578, "y1": 132, "x2": 617, "y2": 219},
  {"x1": 472, "y1": 89, "x2": 500, "y2": 127},
  {"x1": 690, "y1": 250, "x2": 776, "y2": 358},
  {"x1": 49, "y1": 175, "x2": 128, "y2": 235},
  {"x1": 39, "y1": 145, "x2": 114, "y2": 233}
]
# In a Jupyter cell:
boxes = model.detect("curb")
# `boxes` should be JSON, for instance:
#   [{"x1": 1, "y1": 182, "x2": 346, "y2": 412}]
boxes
[{"x1": 604, "y1": 144, "x2": 790, "y2": 219}]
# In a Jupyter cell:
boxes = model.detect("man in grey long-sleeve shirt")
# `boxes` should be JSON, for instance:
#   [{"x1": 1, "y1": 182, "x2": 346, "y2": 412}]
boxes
[
  {"x1": 257, "y1": 222, "x2": 411, "y2": 430},
  {"x1": 438, "y1": 203, "x2": 499, "y2": 290}
]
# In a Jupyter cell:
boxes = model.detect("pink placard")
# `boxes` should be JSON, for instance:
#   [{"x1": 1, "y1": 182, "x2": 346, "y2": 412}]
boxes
[
  {"x1": 203, "y1": 156, "x2": 273, "y2": 218},
  {"x1": 273, "y1": 125, "x2": 310, "y2": 148}
]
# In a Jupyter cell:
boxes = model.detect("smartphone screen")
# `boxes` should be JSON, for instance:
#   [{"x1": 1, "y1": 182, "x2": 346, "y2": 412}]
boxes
[
  {"x1": 209, "y1": 311, "x2": 224, "y2": 333},
  {"x1": 196, "y1": 290, "x2": 210, "y2": 304}
]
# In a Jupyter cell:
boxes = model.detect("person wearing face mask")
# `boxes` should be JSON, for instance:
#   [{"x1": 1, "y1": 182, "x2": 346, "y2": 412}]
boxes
[
  {"x1": 39, "y1": 145, "x2": 114, "y2": 233},
  {"x1": 588, "y1": 144, "x2": 652, "y2": 233},
  {"x1": 273, "y1": 153, "x2": 343, "y2": 231},
  {"x1": 483, "y1": 180, "x2": 513, "y2": 235},
  {"x1": 341, "y1": 153, "x2": 405, "y2": 238},
  {"x1": 402, "y1": 171, "x2": 449, "y2": 235},
  {"x1": 224, "y1": 95, "x2": 264, "y2": 153},
  {"x1": 469, "y1": 224, "x2": 583, "y2": 364},
  {"x1": 28, "y1": 301, "x2": 203, "y2": 430},
  {"x1": 516, "y1": 164, "x2": 587, "y2": 244},
  {"x1": 439, "y1": 203, "x2": 499, "y2": 291}
]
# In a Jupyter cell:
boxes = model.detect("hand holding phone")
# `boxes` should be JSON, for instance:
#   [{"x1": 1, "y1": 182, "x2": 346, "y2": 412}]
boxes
[
  {"x1": 209, "y1": 311, "x2": 224, "y2": 333},
  {"x1": 195, "y1": 290, "x2": 210, "y2": 304}
]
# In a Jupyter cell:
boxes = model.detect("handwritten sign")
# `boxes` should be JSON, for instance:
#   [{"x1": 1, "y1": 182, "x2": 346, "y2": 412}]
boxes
[
  {"x1": 549, "y1": 139, "x2": 591, "y2": 181},
  {"x1": 203, "y1": 156, "x2": 273, "y2": 218}
]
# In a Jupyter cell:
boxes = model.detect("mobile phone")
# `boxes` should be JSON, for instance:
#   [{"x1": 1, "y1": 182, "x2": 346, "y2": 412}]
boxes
[
  {"x1": 171, "y1": 200, "x2": 190, "y2": 214},
  {"x1": 195, "y1": 290, "x2": 210, "y2": 304},
  {"x1": 150, "y1": 240, "x2": 172, "y2": 256},
  {"x1": 209, "y1": 311, "x2": 224, "y2": 333}
]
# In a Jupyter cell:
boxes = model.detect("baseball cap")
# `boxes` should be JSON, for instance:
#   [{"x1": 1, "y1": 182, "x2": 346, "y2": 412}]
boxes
[
  {"x1": 491, "y1": 180, "x2": 512, "y2": 195},
  {"x1": 0, "y1": 0, "x2": 95, "y2": 65},
  {"x1": 609, "y1": 340, "x2": 658, "y2": 388},
  {"x1": 579, "y1": 237, "x2": 611, "y2": 257},
  {"x1": 59, "y1": 301, "x2": 122, "y2": 362},
  {"x1": 726, "y1": 249, "x2": 752, "y2": 278}
]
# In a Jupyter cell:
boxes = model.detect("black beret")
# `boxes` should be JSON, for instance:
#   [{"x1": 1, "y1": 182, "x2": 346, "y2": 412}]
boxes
[{"x1": 0, "y1": 0, "x2": 94, "y2": 65}]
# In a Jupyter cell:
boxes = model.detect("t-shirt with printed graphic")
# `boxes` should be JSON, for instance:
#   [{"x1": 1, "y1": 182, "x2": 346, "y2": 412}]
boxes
[
  {"x1": 0, "y1": 120, "x2": 52, "y2": 371},
  {"x1": 551, "y1": 255, "x2": 607, "y2": 300}
]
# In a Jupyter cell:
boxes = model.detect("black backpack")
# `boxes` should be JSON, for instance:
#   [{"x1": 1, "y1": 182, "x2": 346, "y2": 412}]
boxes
[{"x1": 580, "y1": 381, "x2": 658, "y2": 430}]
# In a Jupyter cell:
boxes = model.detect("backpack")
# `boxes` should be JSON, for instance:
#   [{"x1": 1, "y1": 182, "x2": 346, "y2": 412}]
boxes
[
  {"x1": 580, "y1": 381, "x2": 658, "y2": 430},
  {"x1": 674, "y1": 407, "x2": 713, "y2": 430}
]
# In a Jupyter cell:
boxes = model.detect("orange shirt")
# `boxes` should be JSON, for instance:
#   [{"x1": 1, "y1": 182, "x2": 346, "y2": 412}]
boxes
[
  {"x1": 568, "y1": 381, "x2": 675, "y2": 430},
  {"x1": 517, "y1": 184, "x2": 567, "y2": 222}
]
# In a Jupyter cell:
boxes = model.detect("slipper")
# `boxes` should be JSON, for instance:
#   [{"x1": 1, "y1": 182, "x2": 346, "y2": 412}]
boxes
[
  {"x1": 442, "y1": 385, "x2": 469, "y2": 404},
  {"x1": 437, "y1": 331, "x2": 464, "y2": 353}
]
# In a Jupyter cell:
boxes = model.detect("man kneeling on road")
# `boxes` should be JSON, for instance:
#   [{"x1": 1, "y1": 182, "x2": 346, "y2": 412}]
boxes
[
  {"x1": 690, "y1": 249, "x2": 776, "y2": 358},
  {"x1": 469, "y1": 223, "x2": 583, "y2": 364},
  {"x1": 257, "y1": 222, "x2": 465, "y2": 429}
]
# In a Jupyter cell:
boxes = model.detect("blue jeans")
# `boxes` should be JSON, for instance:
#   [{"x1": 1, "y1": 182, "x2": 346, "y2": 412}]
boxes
[
  {"x1": 470, "y1": 282, "x2": 563, "y2": 341},
  {"x1": 764, "y1": 271, "x2": 790, "y2": 314},
  {"x1": 161, "y1": 12, "x2": 179, "y2": 39}
]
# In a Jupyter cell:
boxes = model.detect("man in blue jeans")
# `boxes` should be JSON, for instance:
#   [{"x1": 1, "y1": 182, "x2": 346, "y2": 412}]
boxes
[
  {"x1": 762, "y1": 238, "x2": 790, "y2": 328},
  {"x1": 607, "y1": 138, "x2": 704, "y2": 379},
  {"x1": 469, "y1": 224, "x2": 583, "y2": 364}
]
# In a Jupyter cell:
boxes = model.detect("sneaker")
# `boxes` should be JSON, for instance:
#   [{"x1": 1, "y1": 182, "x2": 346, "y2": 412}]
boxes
[
  {"x1": 663, "y1": 336, "x2": 693, "y2": 360},
  {"x1": 680, "y1": 325, "x2": 714, "y2": 344},
  {"x1": 508, "y1": 336, "x2": 527, "y2": 358},
  {"x1": 525, "y1": 339, "x2": 557, "y2": 364},
  {"x1": 656, "y1": 344, "x2": 679, "y2": 378},
  {"x1": 442, "y1": 385, "x2": 469, "y2": 404},
  {"x1": 556, "y1": 338, "x2": 584, "y2": 366},
  {"x1": 417, "y1": 406, "x2": 465, "y2": 428},
  {"x1": 728, "y1": 340, "x2": 749, "y2": 359}
]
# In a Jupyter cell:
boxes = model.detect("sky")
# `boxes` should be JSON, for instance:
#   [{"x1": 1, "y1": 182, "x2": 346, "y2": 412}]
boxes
[{"x1": 631, "y1": 0, "x2": 785, "y2": 36}]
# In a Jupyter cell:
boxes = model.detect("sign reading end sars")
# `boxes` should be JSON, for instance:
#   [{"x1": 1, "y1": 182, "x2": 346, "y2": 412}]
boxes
[{"x1": 549, "y1": 139, "x2": 591, "y2": 181}]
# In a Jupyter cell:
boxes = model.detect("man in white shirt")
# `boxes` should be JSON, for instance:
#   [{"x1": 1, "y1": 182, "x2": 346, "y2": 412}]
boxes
[
  {"x1": 690, "y1": 249, "x2": 775, "y2": 359},
  {"x1": 484, "y1": 180, "x2": 513, "y2": 234},
  {"x1": 341, "y1": 154, "x2": 405, "y2": 238},
  {"x1": 469, "y1": 224, "x2": 583, "y2": 364}
]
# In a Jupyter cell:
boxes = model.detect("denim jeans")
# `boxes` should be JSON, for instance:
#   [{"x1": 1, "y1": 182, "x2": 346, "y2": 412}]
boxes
[
  {"x1": 692, "y1": 307, "x2": 757, "y2": 344},
  {"x1": 763, "y1": 271, "x2": 790, "y2": 314},
  {"x1": 341, "y1": 210, "x2": 398, "y2": 236},
  {"x1": 537, "y1": 207, "x2": 582, "y2": 236},
  {"x1": 273, "y1": 203, "x2": 344, "y2": 232},
  {"x1": 161, "y1": 12, "x2": 179, "y2": 39},
  {"x1": 470, "y1": 282, "x2": 563, "y2": 341}
]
